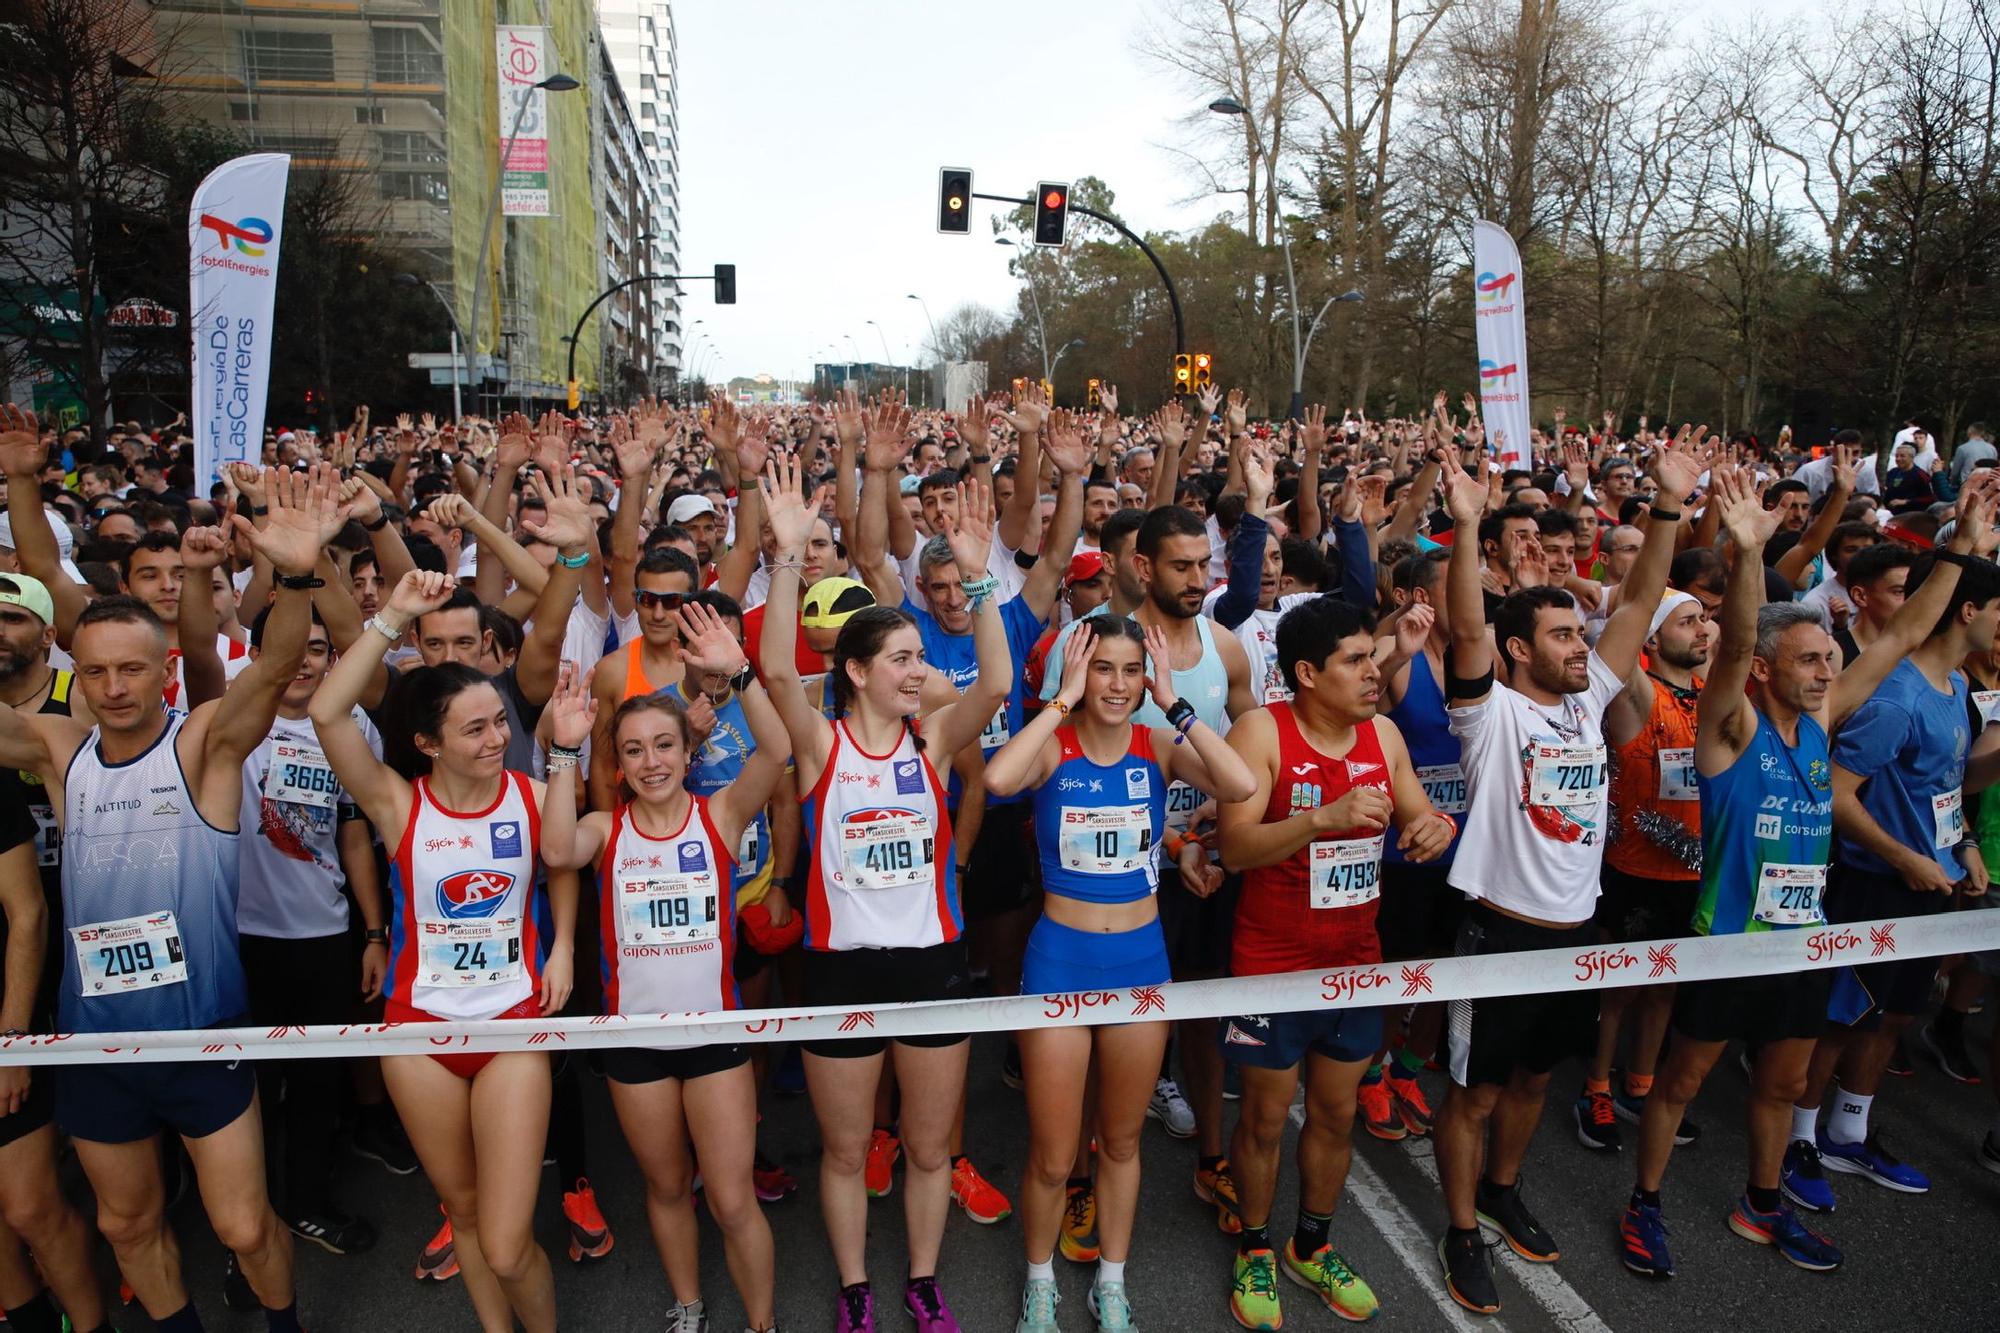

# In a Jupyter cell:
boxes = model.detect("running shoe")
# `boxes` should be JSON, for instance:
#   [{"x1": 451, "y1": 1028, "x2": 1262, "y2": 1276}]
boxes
[
  {"x1": 1060, "y1": 1182, "x2": 1101, "y2": 1263},
  {"x1": 1921, "y1": 1021, "x2": 1982, "y2": 1085},
  {"x1": 1230, "y1": 1248, "x2": 1282, "y2": 1330},
  {"x1": 223, "y1": 1251, "x2": 257, "y2": 1311},
  {"x1": 865, "y1": 1127, "x2": 901, "y2": 1198},
  {"x1": 1089, "y1": 1280, "x2": 1134, "y2": 1330},
  {"x1": 1386, "y1": 1069, "x2": 1434, "y2": 1137},
  {"x1": 1886, "y1": 1040, "x2": 1915, "y2": 1077},
  {"x1": 1195, "y1": 1159, "x2": 1243, "y2": 1235},
  {"x1": 1618, "y1": 1199, "x2": 1674, "y2": 1278},
  {"x1": 562, "y1": 1178, "x2": 616, "y2": 1262},
  {"x1": 950, "y1": 1157, "x2": 1013, "y2": 1224},
  {"x1": 1015, "y1": 1276, "x2": 1060, "y2": 1333},
  {"x1": 1727, "y1": 1197, "x2": 1842, "y2": 1271},
  {"x1": 1002, "y1": 1043, "x2": 1025, "y2": 1091},
  {"x1": 1780, "y1": 1139, "x2": 1836, "y2": 1214},
  {"x1": 753, "y1": 1153, "x2": 798, "y2": 1203},
  {"x1": 351, "y1": 1109, "x2": 420, "y2": 1176},
  {"x1": 1282, "y1": 1238, "x2": 1379, "y2": 1321},
  {"x1": 1573, "y1": 1087, "x2": 1621, "y2": 1152},
  {"x1": 835, "y1": 1282, "x2": 875, "y2": 1333},
  {"x1": 904, "y1": 1275, "x2": 961, "y2": 1332},
  {"x1": 1148, "y1": 1078, "x2": 1196, "y2": 1138},
  {"x1": 413, "y1": 1205, "x2": 458, "y2": 1282},
  {"x1": 1358, "y1": 1073, "x2": 1407, "y2": 1142},
  {"x1": 1815, "y1": 1128, "x2": 1930, "y2": 1193},
  {"x1": 1437, "y1": 1230, "x2": 1499, "y2": 1316},
  {"x1": 288, "y1": 1208, "x2": 378, "y2": 1256},
  {"x1": 669, "y1": 1301, "x2": 709, "y2": 1332},
  {"x1": 1611, "y1": 1089, "x2": 1701, "y2": 1145},
  {"x1": 1980, "y1": 1131, "x2": 2000, "y2": 1175},
  {"x1": 1475, "y1": 1177, "x2": 1559, "y2": 1262}
]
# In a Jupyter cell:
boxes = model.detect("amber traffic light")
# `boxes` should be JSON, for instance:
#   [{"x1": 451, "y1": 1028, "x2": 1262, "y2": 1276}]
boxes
[{"x1": 938, "y1": 168, "x2": 972, "y2": 234}]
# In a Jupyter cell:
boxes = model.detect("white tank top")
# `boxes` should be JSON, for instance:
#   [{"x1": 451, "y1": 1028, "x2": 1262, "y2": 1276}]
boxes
[
  {"x1": 387, "y1": 771, "x2": 541, "y2": 1020},
  {"x1": 597, "y1": 798, "x2": 737, "y2": 1017},
  {"x1": 802, "y1": 720, "x2": 960, "y2": 952}
]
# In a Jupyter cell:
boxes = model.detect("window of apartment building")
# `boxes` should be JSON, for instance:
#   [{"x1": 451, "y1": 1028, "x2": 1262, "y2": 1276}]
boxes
[
  {"x1": 380, "y1": 131, "x2": 445, "y2": 165},
  {"x1": 373, "y1": 27, "x2": 442, "y2": 84},
  {"x1": 355, "y1": 106, "x2": 386, "y2": 125},
  {"x1": 381, "y1": 172, "x2": 448, "y2": 205},
  {"x1": 248, "y1": 132, "x2": 341, "y2": 160},
  {"x1": 241, "y1": 30, "x2": 335, "y2": 83},
  {"x1": 228, "y1": 102, "x2": 257, "y2": 122}
]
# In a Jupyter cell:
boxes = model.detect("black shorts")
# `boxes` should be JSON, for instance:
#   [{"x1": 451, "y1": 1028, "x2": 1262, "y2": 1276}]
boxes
[
  {"x1": 1445, "y1": 903, "x2": 1598, "y2": 1089},
  {"x1": 802, "y1": 938, "x2": 971, "y2": 1057},
  {"x1": 1221, "y1": 1006, "x2": 1384, "y2": 1070},
  {"x1": 732, "y1": 916, "x2": 771, "y2": 982},
  {"x1": 961, "y1": 800, "x2": 1039, "y2": 921},
  {"x1": 601, "y1": 1043, "x2": 749, "y2": 1085},
  {"x1": 57, "y1": 1056, "x2": 256, "y2": 1144},
  {"x1": 1824, "y1": 862, "x2": 1949, "y2": 1025},
  {"x1": 1674, "y1": 968, "x2": 1832, "y2": 1046},
  {"x1": 1377, "y1": 861, "x2": 1465, "y2": 962},
  {"x1": 1594, "y1": 866, "x2": 1699, "y2": 944},
  {"x1": 1158, "y1": 864, "x2": 1238, "y2": 979},
  {"x1": 0, "y1": 1071, "x2": 55, "y2": 1151}
]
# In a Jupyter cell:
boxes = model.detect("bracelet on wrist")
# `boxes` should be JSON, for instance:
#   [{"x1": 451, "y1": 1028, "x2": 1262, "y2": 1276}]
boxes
[
  {"x1": 361, "y1": 512, "x2": 389, "y2": 532},
  {"x1": 1646, "y1": 507, "x2": 1683, "y2": 523},
  {"x1": 364, "y1": 928, "x2": 389, "y2": 944},
  {"x1": 555, "y1": 549, "x2": 590, "y2": 569},
  {"x1": 275, "y1": 573, "x2": 324, "y2": 591},
  {"x1": 366, "y1": 614, "x2": 407, "y2": 642},
  {"x1": 548, "y1": 743, "x2": 583, "y2": 761},
  {"x1": 1048, "y1": 698, "x2": 1071, "y2": 716},
  {"x1": 247, "y1": 504, "x2": 268, "y2": 517}
]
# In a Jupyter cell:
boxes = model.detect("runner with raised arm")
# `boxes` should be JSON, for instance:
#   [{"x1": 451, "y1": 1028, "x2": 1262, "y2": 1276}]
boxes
[
  {"x1": 759, "y1": 452, "x2": 1011, "y2": 1333},
  {"x1": 539, "y1": 600, "x2": 790, "y2": 1333}
]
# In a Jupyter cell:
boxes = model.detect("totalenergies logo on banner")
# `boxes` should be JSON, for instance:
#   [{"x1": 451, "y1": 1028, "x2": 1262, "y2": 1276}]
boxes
[
  {"x1": 1479, "y1": 358, "x2": 1518, "y2": 384},
  {"x1": 1476, "y1": 270, "x2": 1516, "y2": 303},
  {"x1": 198, "y1": 215, "x2": 273, "y2": 257}
]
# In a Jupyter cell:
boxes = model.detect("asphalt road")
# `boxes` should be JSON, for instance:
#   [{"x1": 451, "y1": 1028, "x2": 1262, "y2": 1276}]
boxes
[{"x1": 58, "y1": 1006, "x2": 2000, "y2": 1331}]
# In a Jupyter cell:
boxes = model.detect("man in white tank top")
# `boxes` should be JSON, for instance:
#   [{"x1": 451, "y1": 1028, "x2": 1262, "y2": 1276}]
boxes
[{"x1": 0, "y1": 441, "x2": 349, "y2": 1333}]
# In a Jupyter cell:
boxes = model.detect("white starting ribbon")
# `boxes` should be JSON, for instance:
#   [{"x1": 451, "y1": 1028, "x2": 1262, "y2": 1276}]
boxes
[{"x1": 5, "y1": 910, "x2": 1995, "y2": 1066}]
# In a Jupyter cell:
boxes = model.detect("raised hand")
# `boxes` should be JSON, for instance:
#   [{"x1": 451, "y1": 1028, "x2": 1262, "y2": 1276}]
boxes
[
  {"x1": 831, "y1": 388, "x2": 864, "y2": 452},
  {"x1": 1156, "y1": 398, "x2": 1188, "y2": 452},
  {"x1": 1245, "y1": 441, "x2": 1276, "y2": 511},
  {"x1": 959, "y1": 395, "x2": 990, "y2": 453},
  {"x1": 547, "y1": 661, "x2": 598, "y2": 749},
  {"x1": 1197, "y1": 383, "x2": 1222, "y2": 418},
  {"x1": 1951, "y1": 470, "x2": 2000, "y2": 559},
  {"x1": 0, "y1": 403, "x2": 47, "y2": 478},
  {"x1": 180, "y1": 524, "x2": 230, "y2": 573},
  {"x1": 609, "y1": 414, "x2": 652, "y2": 480},
  {"x1": 862, "y1": 393, "x2": 913, "y2": 473},
  {"x1": 496, "y1": 413, "x2": 534, "y2": 472},
  {"x1": 1143, "y1": 622, "x2": 1177, "y2": 713},
  {"x1": 707, "y1": 392, "x2": 743, "y2": 458},
  {"x1": 1507, "y1": 529, "x2": 1550, "y2": 589},
  {"x1": 387, "y1": 569, "x2": 457, "y2": 619},
  {"x1": 1832, "y1": 441, "x2": 1858, "y2": 493},
  {"x1": 758, "y1": 452, "x2": 829, "y2": 556},
  {"x1": 1652, "y1": 423, "x2": 1713, "y2": 504},
  {"x1": 425, "y1": 492, "x2": 474, "y2": 529},
  {"x1": 998, "y1": 381, "x2": 1048, "y2": 436},
  {"x1": 1395, "y1": 601, "x2": 1436, "y2": 657},
  {"x1": 338, "y1": 474, "x2": 383, "y2": 525},
  {"x1": 520, "y1": 463, "x2": 593, "y2": 551},
  {"x1": 1098, "y1": 383, "x2": 1119, "y2": 418},
  {"x1": 938, "y1": 474, "x2": 995, "y2": 577},
  {"x1": 239, "y1": 463, "x2": 351, "y2": 577},
  {"x1": 1043, "y1": 407, "x2": 1091, "y2": 476},
  {"x1": 1710, "y1": 466, "x2": 1779, "y2": 551},
  {"x1": 1438, "y1": 451, "x2": 1488, "y2": 526},
  {"x1": 1301, "y1": 403, "x2": 1328, "y2": 458},
  {"x1": 226, "y1": 460, "x2": 267, "y2": 510},
  {"x1": 1224, "y1": 388, "x2": 1249, "y2": 437},
  {"x1": 737, "y1": 412, "x2": 772, "y2": 478},
  {"x1": 1055, "y1": 621, "x2": 1096, "y2": 710},
  {"x1": 675, "y1": 601, "x2": 752, "y2": 676},
  {"x1": 1562, "y1": 438, "x2": 1590, "y2": 490}
]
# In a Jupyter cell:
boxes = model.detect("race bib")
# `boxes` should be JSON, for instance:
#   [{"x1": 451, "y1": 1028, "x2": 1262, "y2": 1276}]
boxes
[
  {"x1": 841, "y1": 812, "x2": 935, "y2": 891},
  {"x1": 1309, "y1": 835, "x2": 1385, "y2": 910},
  {"x1": 71, "y1": 911, "x2": 187, "y2": 995},
  {"x1": 978, "y1": 704, "x2": 1011, "y2": 751},
  {"x1": 264, "y1": 742, "x2": 339, "y2": 809},
  {"x1": 1529, "y1": 742, "x2": 1607, "y2": 808},
  {"x1": 1753, "y1": 862, "x2": 1827, "y2": 926},
  {"x1": 617, "y1": 871, "x2": 720, "y2": 946},
  {"x1": 417, "y1": 918, "x2": 524, "y2": 988},
  {"x1": 1657, "y1": 747, "x2": 1699, "y2": 802},
  {"x1": 1058, "y1": 805, "x2": 1154, "y2": 875},
  {"x1": 29, "y1": 803, "x2": 57, "y2": 867},
  {"x1": 1975, "y1": 690, "x2": 2000, "y2": 728},
  {"x1": 1416, "y1": 763, "x2": 1467, "y2": 815},
  {"x1": 1934, "y1": 788, "x2": 1964, "y2": 850},
  {"x1": 1163, "y1": 781, "x2": 1204, "y2": 835}
]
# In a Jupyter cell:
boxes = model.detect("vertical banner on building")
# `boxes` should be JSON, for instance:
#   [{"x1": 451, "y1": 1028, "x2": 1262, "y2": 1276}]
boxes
[
  {"x1": 1471, "y1": 219, "x2": 1530, "y2": 472},
  {"x1": 189, "y1": 152, "x2": 289, "y2": 491},
  {"x1": 498, "y1": 25, "x2": 552, "y2": 216}
]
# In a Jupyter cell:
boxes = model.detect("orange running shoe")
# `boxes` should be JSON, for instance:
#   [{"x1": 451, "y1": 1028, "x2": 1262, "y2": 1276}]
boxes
[
  {"x1": 865, "y1": 1127, "x2": 901, "y2": 1198},
  {"x1": 414, "y1": 1204, "x2": 458, "y2": 1282},
  {"x1": 1358, "y1": 1073, "x2": 1408, "y2": 1141},
  {"x1": 1058, "y1": 1181, "x2": 1100, "y2": 1262},
  {"x1": 562, "y1": 1178, "x2": 615, "y2": 1262},
  {"x1": 1194, "y1": 1158, "x2": 1243, "y2": 1235},
  {"x1": 1388, "y1": 1069, "x2": 1435, "y2": 1137},
  {"x1": 950, "y1": 1156, "x2": 1013, "y2": 1224}
]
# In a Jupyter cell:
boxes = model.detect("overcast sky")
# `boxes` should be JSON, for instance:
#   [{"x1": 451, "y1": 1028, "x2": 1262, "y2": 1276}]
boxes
[{"x1": 673, "y1": 0, "x2": 1790, "y2": 385}]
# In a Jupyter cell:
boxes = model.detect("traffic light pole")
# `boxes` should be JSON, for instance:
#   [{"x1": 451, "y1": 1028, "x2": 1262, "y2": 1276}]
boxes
[
  {"x1": 566, "y1": 270, "x2": 729, "y2": 405},
  {"x1": 975, "y1": 193, "x2": 1185, "y2": 356}
]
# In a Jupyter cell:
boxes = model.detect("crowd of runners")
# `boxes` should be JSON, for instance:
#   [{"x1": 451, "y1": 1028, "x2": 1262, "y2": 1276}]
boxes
[{"x1": 0, "y1": 385, "x2": 1995, "y2": 1333}]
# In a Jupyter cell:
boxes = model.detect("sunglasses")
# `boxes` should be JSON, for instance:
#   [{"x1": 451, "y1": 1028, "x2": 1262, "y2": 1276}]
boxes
[{"x1": 635, "y1": 590, "x2": 687, "y2": 612}]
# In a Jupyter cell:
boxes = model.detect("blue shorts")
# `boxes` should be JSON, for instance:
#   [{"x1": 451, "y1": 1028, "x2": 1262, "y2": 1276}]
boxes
[
  {"x1": 1220, "y1": 1006, "x2": 1384, "y2": 1070},
  {"x1": 1021, "y1": 914, "x2": 1171, "y2": 994},
  {"x1": 57, "y1": 1057, "x2": 256, "y2": 1144}
]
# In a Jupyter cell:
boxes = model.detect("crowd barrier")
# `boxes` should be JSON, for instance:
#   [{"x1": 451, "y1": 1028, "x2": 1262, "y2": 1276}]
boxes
[{"x1": 8, "y1": 911, "x2": 1996, "y2": 1066}]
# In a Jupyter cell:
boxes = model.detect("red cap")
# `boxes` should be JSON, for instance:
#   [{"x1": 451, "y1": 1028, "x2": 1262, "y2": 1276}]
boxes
[{"x1": 1064, "y1": 550, "x2": 1106, "y2": 587}]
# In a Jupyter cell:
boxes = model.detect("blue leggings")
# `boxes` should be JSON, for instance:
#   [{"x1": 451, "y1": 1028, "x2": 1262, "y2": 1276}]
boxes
[{"x1": 1021, "y1": 913, "x2": 1171, "y2": 994}]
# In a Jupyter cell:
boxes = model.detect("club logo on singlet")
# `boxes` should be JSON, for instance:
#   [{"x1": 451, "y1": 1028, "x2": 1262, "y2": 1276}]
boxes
[
  {"x1": 1125, "y1": 767, "x2": 1151, "y2": 800},
  {"x1": 678, "y1": 843, "x2": 708, "y2": 872},
  {"x1": 894, "y1": 760, "x2": 924, "y2": 795},
  {"x1": 489, "y1": 821, "x2": 523, "y2": 858},
  {"x1": 436, "y1": 869, "x2": 516, "y2": 920}
]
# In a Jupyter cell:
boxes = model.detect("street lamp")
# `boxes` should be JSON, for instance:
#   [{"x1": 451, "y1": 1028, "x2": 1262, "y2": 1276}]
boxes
[
  {"x1": 395, "y1": 272, "x2": 466, "y2": 421},
  {"x1": 1050, "y1": 337, "x2": 1085, "y2": 381},
  {"x1": 866, "y1": 319, "x2": 908, "y2": 400},
  {"x1": 906, "y1": 294, "x2": 939, "y2": 406},
  {"x1": 467, "y1": 70, "x2": 580, "y2": 397},
  {"x1": 996, "y1": 237, "x2": 1052, "y2": 381}
]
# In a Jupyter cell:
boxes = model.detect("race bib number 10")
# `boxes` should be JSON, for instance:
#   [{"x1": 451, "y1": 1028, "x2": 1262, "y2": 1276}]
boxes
[{"x1": 1058, "y1": 806, "x2": 1153, "y2": 875}]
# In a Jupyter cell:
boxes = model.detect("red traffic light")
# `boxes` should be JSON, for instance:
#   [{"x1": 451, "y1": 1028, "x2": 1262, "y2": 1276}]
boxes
[
  {"x1": 1044, "y1": 189, "x2": 1065, "y2": 208},
  {"x1": 1034, "y1": 180, "x2": 1071, "y2": 248}
]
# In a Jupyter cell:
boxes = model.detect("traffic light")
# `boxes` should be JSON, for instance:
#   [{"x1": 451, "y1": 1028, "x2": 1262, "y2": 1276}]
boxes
[
  {"x1": 1012, "y1": 377, "x2": 1027, "y2": 397},
  {"x1": 1041, "y1": 378, "x2": 1053, "y2": 402},
  {"x1": 1087, "y1": 378, "x2": 1101, "y2": 409},
  {"x1": 714, "y1": 264, "x2": 736, "y2": 304},
  {"x1": 1033, "y1": 182, "x2": 1070, "y2": 247},
  {"x1": 1192, "y1": 352, "x2": 1214, "y2": 391},
  {"x1": 567, "y1": 378, "x2": 580, "y2": 411},
  {"x1": 1172, "y1": 353, "x2": 1192, "y2": 395},
  {"x1": 937, "y1": 168, "x2": 972, "y2": 234}
]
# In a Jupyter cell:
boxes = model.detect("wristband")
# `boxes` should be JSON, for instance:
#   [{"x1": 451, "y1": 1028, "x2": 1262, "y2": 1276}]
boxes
[
  {"x1": 548, "y1": 743, "x2": 583, "y2": 762},
  {"x1": 960, "y1": 573, "x2": 999, "y2": 613},
  {"x1": 364, "y1": 928, "x2": 389, "y2": 944},
  {"x1": 1164, "y1": 832, "x2": 1189, "y2": 860},
  {"x1": 275, "y1": 573, "x2": 324, "y2": 591},
  {"x1": 247, "y1": 504, "x2": 268, "y2": 517},
  {"x1": 1646, "y1": 507, "x2": 1682, "y2": 523},
  {"x1": 1048, "y1": 698, "x2": 1070, "y2": 716},
  {"x1": 366, "y1": 614, "x2": 407, "y2": 642},
  {"x1": 1432, "y1": 811, "x2": 1459, "y2": 839},
  {"x1": 1939, "y1": 550, "x2": 1982, "y2": 571},
  {"x1": 556, "y1": 549, "x2": 590, "y2": 569},
  {"x1": 1164, "y1": 698, "x2": 1198, "y2": 731},
  {"x1": 361, "y1": 512, "x2": 389, "y2": 532},
  {"x1": 731, "y1": 665, "x2": 755, "y2": 694}
]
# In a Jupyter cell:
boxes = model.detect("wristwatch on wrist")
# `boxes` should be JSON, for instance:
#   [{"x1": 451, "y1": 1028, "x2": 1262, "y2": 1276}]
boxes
[
  {"x1": 364, "y1": 928, "x2": 389, "y2": 944},
  {"x1": 366, "y1": 613, "x2": 408, "y2": 642}
]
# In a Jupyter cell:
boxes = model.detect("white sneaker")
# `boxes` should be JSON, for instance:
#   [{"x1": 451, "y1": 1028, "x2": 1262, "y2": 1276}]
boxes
[
  {"x1": 670, "y1": 1301, "x2": 707, "y2": 1332},
  {"x1": 1089, "y1": 1280, "x2": 1134, "y2": 1330},
  {"x1": 1016, "y1": 1276, "x2": 1061, "y2": 1332},
  {"x1": 1147, "y1": 1078, "x2": 1196, "y2": 1139}
]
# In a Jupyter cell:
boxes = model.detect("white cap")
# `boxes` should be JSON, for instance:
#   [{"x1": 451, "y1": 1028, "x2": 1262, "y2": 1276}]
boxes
[
  {"x1": 0, "y1": 508, "x2": 73, "y2": 560},
  {"x1": 1649, "y1": 590, "x2": 1699, "y2": 640},
  {"x1": 276, "y1": 430, "x2": 296, "y2": 443},
  {"x1": 666, "y1": 494, "x2": 719, "y2": 525}
]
